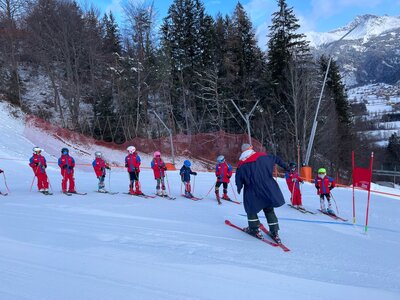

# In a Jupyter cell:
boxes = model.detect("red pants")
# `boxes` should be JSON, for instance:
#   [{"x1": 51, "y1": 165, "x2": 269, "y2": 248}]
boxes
[
  {"x1": 61, "y1": 170, "x2": 75, "y2": 192},
  {"x1": 290, "y1": 188, "x2": 302, "y2": 205},
  {"x1": 36, "y1": 172, "x2": 49, "y2": 191},
  {"x1": 185, "y1": 182, "x2": 191, "y2": 193}
]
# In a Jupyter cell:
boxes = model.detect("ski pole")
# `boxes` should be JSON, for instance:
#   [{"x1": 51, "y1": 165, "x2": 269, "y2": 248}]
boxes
[
  {"x1": 2, "y1": 172, "x2": 10, "y2": 193},
  {"x1": 165, "y1": 172, "x2": 171, "y2": 196},
  {"x1": 30, "y1": 165, "x2": 39, "y2": 192},
  {"x1": 229, "y1": 181, "x2": 238, "y2": 202},
  {"x1": 330, "y1": 192, "x2": 339, "y2": 215},
  {"x1": 290, "y1": 180, "x2": 295, "y2": 205},
  {"x1": 204, "y1": 181, "x2": 216, "y2": 198},
  {"x1": 193, "y1": 174, "x2": 196, "y2": 194},
  {"x1": 108, "y1": 168, "x2": 111, "y2": 192}
]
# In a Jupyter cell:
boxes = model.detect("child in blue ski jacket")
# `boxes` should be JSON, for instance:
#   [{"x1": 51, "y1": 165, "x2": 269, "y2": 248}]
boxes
[{"x1": 180, "y1": 160, "x2": 197, "y2": 198}]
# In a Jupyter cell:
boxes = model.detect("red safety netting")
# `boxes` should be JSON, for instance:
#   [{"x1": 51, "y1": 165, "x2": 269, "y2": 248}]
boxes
[{"x1": 24, "y1": 115, "x2": 265, "y2": 168}]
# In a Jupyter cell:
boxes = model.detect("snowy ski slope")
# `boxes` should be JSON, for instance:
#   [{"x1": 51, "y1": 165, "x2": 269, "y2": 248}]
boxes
[{"x1": 0, "y1": 102, "x2": 399, "y2": 299}]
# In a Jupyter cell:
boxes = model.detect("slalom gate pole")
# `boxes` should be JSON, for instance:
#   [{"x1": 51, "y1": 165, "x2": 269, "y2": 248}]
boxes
[
  {"x1": 352, "y1": 151, "x2": 356, "y2": 225},
  {"x1": 180, "y1": 181, "x2": 182, "y2": 195},
  {"x1": 330, "y1": 192, "x2": 339, "y2": 215},
  {"x1": 204, "y1": 181, "x2": 216, "y2": 198},
  {"x1": 165, "y1": 172, "x2": 171, "y2": 196},
  {"x1": 2, "y1": 172, "x2": 10, "y2": 193},
  {"x1": 229, "y1": 182, "x2": 238, "y2": 202},
  {"x1": 364, "y1": 152, "x2": 374, "y2": 233}
]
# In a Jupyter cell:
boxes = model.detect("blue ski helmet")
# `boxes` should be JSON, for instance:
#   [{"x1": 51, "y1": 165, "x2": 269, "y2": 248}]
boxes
[
  {"x1": 184, "y1": 160, "x2": 191, "y2": 167},
  {"x1": 217, "y1": 155, "x2": 225, "y2": 163},
  {"x1": 61, "y1": 147, "x2": 69, "y2": 155}
]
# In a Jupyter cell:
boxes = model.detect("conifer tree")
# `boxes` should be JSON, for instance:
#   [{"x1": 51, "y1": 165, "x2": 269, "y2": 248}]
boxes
[
  {"x1": 264, "y1": 0, "x2": 313, "y2": 159},
  {"x1": 161, "y1": 0, "x2": 215, "y2": 133}
]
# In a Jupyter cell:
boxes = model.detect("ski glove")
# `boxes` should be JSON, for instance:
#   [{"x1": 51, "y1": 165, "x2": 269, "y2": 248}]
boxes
[
  {"x1": 68, "y1": 166, "x2": 74, "y2": 170},
  {"x1": 237, "y1": 188, "x2": 241, "y2": 195},
  {"x1": 329, "y1": 186, "x2": 334, "y2": 190},
  {"x1": 106, "y1": 166, "x2": 111, "y2": 170},
  {"x1": 62, "y1": 165, "x2": 68, "y2": 169},
  {"x1": 292, "y1": 178, "x2": 297, "y2": 182},
  {"x1": 0, "y1": 169, "x2": 3, "y2": 173},
  {"x1": 192, "y1": 172, "x2": 197, "y2": 176},
  {"x1": 227, "y1": 175, "x2": 231, "y2": 179}
]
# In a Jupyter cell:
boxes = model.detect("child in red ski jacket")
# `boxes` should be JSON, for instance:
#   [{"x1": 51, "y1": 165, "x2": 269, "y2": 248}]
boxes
[
  {"x1": 151, "y1": 151, "x2": 168, "y2": 196},
  {"x1": 285, "y1": 162, "x2": 304, "y2": 208},
  {"x1": 92, "y1": 151, "x2": 110, "y2": 192},
  {"x1": 58, "y1": 147, "x2": 76, "y2": 193},
  {"x1": 314, "y1": 168, "x2": 336, "y2": 214},
  {"x1": 215, "y1": 155, "x2": 233, "y2": 204},
  {"x1": 29, "y1": 147, "x2": 49, "y2": 193},
  {"x1": 125, "y1": 146, "x2": 142, "y2": 195}
]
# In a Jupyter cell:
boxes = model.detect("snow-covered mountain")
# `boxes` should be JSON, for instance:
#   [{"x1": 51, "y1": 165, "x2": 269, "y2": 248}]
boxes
[
  {"x1": 307, "y1": 14, "x2": 400, "y2": 88},
  {"x1": 306, "y1": 15, "x2": 400, "y2": 146},
  {"x1": 307, "y1": 15, "x2": 400, "y2": 48}
]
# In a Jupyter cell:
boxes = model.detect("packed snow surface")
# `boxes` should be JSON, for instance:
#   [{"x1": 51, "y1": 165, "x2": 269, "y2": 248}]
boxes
[{"x1": 0, "y1": 102, "x2": 399, "y2": 299}]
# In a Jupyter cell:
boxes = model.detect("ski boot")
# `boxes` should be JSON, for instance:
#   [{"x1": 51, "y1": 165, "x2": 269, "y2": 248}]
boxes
[
  {"x1": 98, "y1": 188, "x2": 107, "y2": 193},
  {"x1": 269, "y1": 231, "x2": 281, "y2": 244},
  {"x1": 156, "y1": 189, "x2": 162, "y2": 196},
  {"x1": 243, "y1": 227, "x2": 263, "y2": 239},
  {"x1": 185, "y1": 191, "x2": 193, "y2": 198},
  {"x1": 215, "y1": 192, "x2": 222, "y2": 204},
  {"x1": 327, "y1": 208, "x2": 335, "y2": 215},
  {"x1": 222, "y1": 194, "x2": 231, "y2": 201}
]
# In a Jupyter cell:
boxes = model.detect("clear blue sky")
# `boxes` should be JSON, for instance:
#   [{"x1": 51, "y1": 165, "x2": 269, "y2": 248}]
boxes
[{"x1": 83, "y1": 0, "x2": 400, "y2": 47}]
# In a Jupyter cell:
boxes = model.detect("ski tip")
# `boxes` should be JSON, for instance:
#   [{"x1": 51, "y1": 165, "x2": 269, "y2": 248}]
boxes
[{"x1": 224, "y1": 220, "x2": 231, "y2": 225}]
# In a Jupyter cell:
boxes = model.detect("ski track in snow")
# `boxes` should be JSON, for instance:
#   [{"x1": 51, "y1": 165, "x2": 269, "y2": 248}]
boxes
[{"x1": 0, "y1": 102, "x2": 400, "y2": 299}]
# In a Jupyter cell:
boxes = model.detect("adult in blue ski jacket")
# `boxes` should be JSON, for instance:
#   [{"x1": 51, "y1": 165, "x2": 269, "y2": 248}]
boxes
[{"x1": 235, "y1": 144, "x2": 288, "y2": 242}]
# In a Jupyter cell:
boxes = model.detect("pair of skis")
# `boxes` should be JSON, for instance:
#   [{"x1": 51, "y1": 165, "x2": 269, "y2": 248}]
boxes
[
  {"x1": 123, "y1": 192, "x2": 156, "y2": 199},
  {"x1": 287, "y1": 204, "x2": 316, "y2": 214},
  {"x1": 63, "y1": 191, "x2": 87, "y2": 196},
  {"x1": 96, "y1": 190, "x2": 119, "y2": 195},
  {"x1": 288, "y1": 204, "x2": 348, "y2": 222},
  {"x1": 181, "y1": 194, "x2": 202, "y2": 201},
  {"x1": 318, "y1": 209, "x2": 348, "y2": 222},
  {"x1": 155, "y1": 194, "x2": 176, "y2": 200},
  {"x1": 225, "y1": 220, "x2": 290, "y2": 252}
]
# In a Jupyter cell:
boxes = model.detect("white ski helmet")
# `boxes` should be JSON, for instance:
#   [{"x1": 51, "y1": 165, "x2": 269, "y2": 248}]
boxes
[
  {"x1": 95, "y1": 151, "x2": 102, "y2": 158},
  {"x1": 127, "y1": 146, "x2": 136, "y2": 154},
  {"x1": 217, "y1": 155, "x2": 225, "y2": 163},
  {"x1": 32, "y1": 147, "x2": 42, "y2": 154}
]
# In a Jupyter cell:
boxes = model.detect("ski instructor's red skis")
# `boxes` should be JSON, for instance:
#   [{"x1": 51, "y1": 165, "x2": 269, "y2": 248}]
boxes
[{"x1": 225, "y1": 220, "x2": 290, "y2": 252}]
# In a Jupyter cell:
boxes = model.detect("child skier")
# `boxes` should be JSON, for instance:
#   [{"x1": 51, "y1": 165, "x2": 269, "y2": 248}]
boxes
[
  {"x1": 92, "y1": 151, "x2": 110, "y2": 193},
  {"x1": 180, "y1": 160, "x2": 197, "y2": 198},
  {"x1": 58, "y1": 147, "x2": 76, "y2": 193},
  {"x1": 215, "y1": 155, "x2": 233, "y2": 204},
  {"x1": 125, "y1": 146, "x2": 142, "y2": 195},
  {"x1": 29, "y1": 147, "x2": 50, "y2": 194},
  {"x1": 285, "y1": 162, "x2": 304, "y2": 208},
  {"x1": 151, "y1": 151, "x2": 168, "y2": 196},
  {"x1": 314, "y1": 168, "x2": 336, "y2": 214}
]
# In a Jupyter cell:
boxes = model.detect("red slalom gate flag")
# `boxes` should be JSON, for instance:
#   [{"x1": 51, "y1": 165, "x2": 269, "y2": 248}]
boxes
[
  {"x1": 351, "y1": 151, "x2": 374, "y2": 231},
  {"x1": 353, "y1": 167, "x2": 372, "y2": 191}
]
